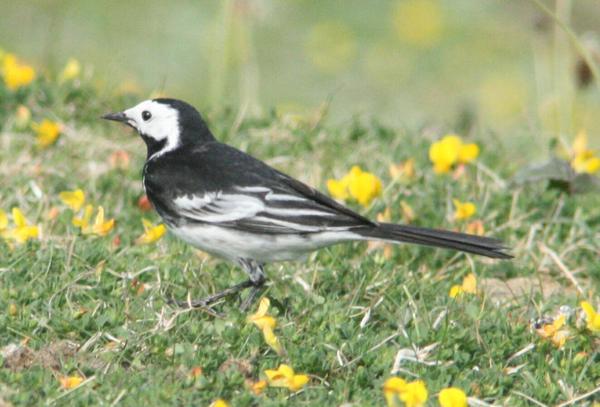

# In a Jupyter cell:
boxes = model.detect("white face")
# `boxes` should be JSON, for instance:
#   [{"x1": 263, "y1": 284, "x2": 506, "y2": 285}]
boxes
[{"x1": 124, "y1": 100, "x2": 181, "y2": 156}]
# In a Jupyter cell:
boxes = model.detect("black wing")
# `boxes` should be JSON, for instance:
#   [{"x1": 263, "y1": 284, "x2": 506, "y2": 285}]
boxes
[{"x1": 143, "y1": 141, "x2": 375, "y2": 234}]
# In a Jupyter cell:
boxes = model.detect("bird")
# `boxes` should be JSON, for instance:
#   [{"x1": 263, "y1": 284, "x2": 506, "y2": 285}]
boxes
[{"x1": 102, "y1": 98, "x2": 511, "y2": 310}]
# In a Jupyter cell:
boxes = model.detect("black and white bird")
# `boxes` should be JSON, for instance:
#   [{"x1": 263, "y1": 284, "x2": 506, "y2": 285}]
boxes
[{"x1": 103, "y1": 99, "x2": 511, "y2": 309}]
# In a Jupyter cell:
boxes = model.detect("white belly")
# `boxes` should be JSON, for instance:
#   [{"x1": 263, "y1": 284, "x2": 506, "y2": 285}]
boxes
[{"x1": 169, "y1": 224, "x2": 360, "y2": 263}]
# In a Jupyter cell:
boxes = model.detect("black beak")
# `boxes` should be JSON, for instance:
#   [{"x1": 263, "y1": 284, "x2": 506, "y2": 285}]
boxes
[{"x1": 101, "y1": 112, "x2": 129, "y2": 123}]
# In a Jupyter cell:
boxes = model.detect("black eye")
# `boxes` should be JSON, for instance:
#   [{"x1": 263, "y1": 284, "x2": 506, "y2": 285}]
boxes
[{"x1": 142, "y1": 111, "x2": 152, "y2": 121}]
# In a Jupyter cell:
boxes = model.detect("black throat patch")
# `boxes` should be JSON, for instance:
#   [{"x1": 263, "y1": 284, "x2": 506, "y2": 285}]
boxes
[{"x1": 140, "y1": 133, "x2": 167, "y2": 159}]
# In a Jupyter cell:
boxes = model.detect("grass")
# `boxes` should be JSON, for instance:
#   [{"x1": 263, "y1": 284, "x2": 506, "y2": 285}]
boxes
[{"x1": 1, "y1": 83, "x2": 599, "y2": 407}]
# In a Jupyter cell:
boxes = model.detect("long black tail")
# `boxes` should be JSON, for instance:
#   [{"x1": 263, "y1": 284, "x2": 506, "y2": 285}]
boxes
[{"x1": 360, "y1": 223, "x2": 512, "y2": 259}]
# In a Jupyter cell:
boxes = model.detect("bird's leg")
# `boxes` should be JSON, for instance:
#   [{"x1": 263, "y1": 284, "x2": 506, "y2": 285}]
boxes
[
  {"x1": 171, "y1": 259, "x2": 266, "y2": 310},
  {"x1": 239, "y1": 260, "x2": 266, "y2": 312},
  {"x1": 173, "y1": 279, "x2": 254, "y2": 309}
]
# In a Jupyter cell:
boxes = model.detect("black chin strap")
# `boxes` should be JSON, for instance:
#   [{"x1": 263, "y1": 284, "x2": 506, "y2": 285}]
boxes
[{"x1": 141, "y1": 133, "x2": 168, "y2": 159}]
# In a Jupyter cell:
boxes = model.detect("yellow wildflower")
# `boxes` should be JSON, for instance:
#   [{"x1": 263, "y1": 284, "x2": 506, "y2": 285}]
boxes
[
  {"x1": 5, "y1": 208, "x2": 39, "y2": 244},
  {"x1": 377, "y1": 207, "x2": 391, "y2": 223},
  {"x1": 449, "y1": 273, "x2": 477, "y2": 298},
  {"x1": 73, "y1": 205, "x2": 114, "y2": 236},
  {"x1": 60, "y1": 58, "x2": 81, "y2": 82},
  {"x1": 14, "y1": 105, "x2": 31, "y2": 129},
  {"x1": 59, "y1": 189, "x2": 85, "y2": 212},
  {"x1": 429, "y1": 134, "x2": 479, "y2": 174},
  {"x1": 389, "y1": 158, "x2": 416, "y2": 182},
  {"x1": 209, "y1": 399, "x2": 230, "y2": 407},
  {"x1": 248, "y1": 297, "x2": 276, "y2": 331},
  {"x1": 189, "y1": 366, "x2": 203, "y2": 378},
  {"x1": 0, "y1": 209, "x2": 7, "y2": 231},
  {"x1": 536, "y1": 315, "x2": 569, "y2": 348},
  {"x1": 453, "y1": 199, "x2": 476, "y2": 221},
  {"x1": 2, "y1": 53, "x2": 36, "y2": 90},
  {"x1": 570, "y1": 130, "x2": 600, "y2": 174},
  {"x1": 72, "y1": 204, "x2": 94, "y2": 230},
  {"x1": 384, "y1": 377, "x2": 407, "y2": 407},
  {"x1": 305, "y1": 22, "x2": 357, "y2": 74},
  {"x1": 438, "y1": 387, "x2": 468, "y2": 407},
  {"x1": 264, "y1": 364, "x2": 309, "y2": 392},
  {"x1": 393, "y1": 0, "x2": 443, "y2": 48},
  {"x1": 327, "y1": 178, "x2": 350, "y2": 200},
  {"x1": 383, "y1": 377, "x2": 428, "y2": 407},
  {"x1": 465, "y1": 219, "x2": 484, "y2": 236},
  {"x1": 135, "y1": 218, "x2": 166, "y2": 245},
  {"x1": 327, "y1": 166, "x2": 361, "y2": 201},
  {"x1": 327, "y1": 166, "x2": 382, "y2": 207},
  {"x1": 59, "y1": 375, "x2": 84, "y2": 390},
  {"x1": 250, "y1": 379, "x2": 268, "y2": 395},
  {"x1": 580, "y1": 301, "x2": 600, "y2": 332},
  {"x1": 248, "y1": 297, "x2": 284, "y2": 355},
  {"x1": 33, "y1": 119, "x2": 62, "y2": 148},
  {"x1": 349, "y1": 170, "x2": 383, "y2": 206},
  {"x1": 400, "y1": 200, "x2": 415, "y2": 223},
  {"x1": 87, "y1": 206, "x2": 115, "y2": 236}
]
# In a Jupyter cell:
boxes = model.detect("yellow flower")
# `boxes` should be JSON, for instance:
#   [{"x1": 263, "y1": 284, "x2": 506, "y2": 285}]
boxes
[
  {"x1": 2, "y1": 53, "x2": 36, "y2": 90},
  {"x1": 60, "y1": 58, "x2": 81, "y2": 82},
  {"x1": 438, "y1": 387, "x2": 468, "y2": 407},
  {"x1": 383, "y1": 377, "x2": 428, "y2": 407},
  {"x1": 264, "y1": 364, "x2": 309, "y2": 392},
  {"x1": 458, "y1": 143, "x2": 480, "y2": 163},
  {"x1": 327, "y1": 166, "x2": 361, "y2": 201},
  {"x1": 209, "y1": 399, "x2": 230, "y2": 407},
  {"x1": 400, "y1": 201, "x2": 415, "y2": 223},
  {"x1": 59, "y1": 189, "x2": 85, "y2": 212},
  {"x1": 349, "y1": 169, "x2": 383, "y2": 207},
  {"x1": 453, "y1": 199, "x2": 476, "y2": 221},
  {"x1": 73, "y1": 206, "x2": 115, "y2": 236},
  {"x1": 327, "y1": 178, "x2": 350, "y2": 200},
  {"x1": 580, "y1": 301, "x2": 600, "y2": 332},
  {"x1": 248, "y1": 297, "x2": 284, "y2": 355},
  {"x1": 536, "y1": 315, "x2": 569, "y2": 348},
  {"x1": 5, "y1": 208, "x2": 39, "y2": 244},
  {"x1": 389, "y1": 158, "x2": 416, "y2": 182},
  {"x1": 465, "y1": 220, "x2": 484, "y2": 236},
  {"x1": 248, "y1": 297, "x2": 276, "y2": 330},
  {"x1": 32, "y1": 119, "x2": 62, "y2": 148},
  {"x1": 250, "y1": 379, "x2": 268, "y2": 395},
  {"x1": 135, "y1": 218, "x2": 166, "y2": 245},
  {"x1": 59, "y1": 375, "x2": 84, "y2": 389},
  {"x1": 449, "y1": 273, "x2": 477, "y2": 298},
  {"x1": 401, "y1": 381, "x2": 428, "y2": 407},
  {"x1": 73, "y1": 204, "x2": 94, "y2": 230},
  {"x1": 429, "y1": 134, "x2": 479, "y2": 174},
  {"x1": 14, "y1": 105, "x2": 31, "y2": 129},
  {"x1": 0, "y1": 209, "x2": 7, "y2": 231},
  {"x1": 328, "y1": 166, "x2": 382, "y2": 207},
  {"x1": 570, "y1": 130, "x2": 600, "y2": 174},
  {"x1": 393, "y1": 0, "x2": 443, "y2": 48},
  {"x1": 305, "y1": 22, "x2": 357, "y2": 74},
  {"x1": 384, "y1": 377, "x2": 407, "y2": 407},
  {"x1": 87, "y1": 206, "x2": 115, "y2": 236}
]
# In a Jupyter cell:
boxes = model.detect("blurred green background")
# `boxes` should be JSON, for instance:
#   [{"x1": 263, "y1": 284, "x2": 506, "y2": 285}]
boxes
[{"x1": 2, "y1": 0, "x2": 600, "y2": 136}]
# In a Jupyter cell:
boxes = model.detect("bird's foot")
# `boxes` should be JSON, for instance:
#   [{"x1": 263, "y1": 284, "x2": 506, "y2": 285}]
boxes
[
  {"x1": 239, "y1": 284, "x2": 266, "y2": 312},
  {"x1": 170, "y1": 278, "x2": 265, "y2": 312}
]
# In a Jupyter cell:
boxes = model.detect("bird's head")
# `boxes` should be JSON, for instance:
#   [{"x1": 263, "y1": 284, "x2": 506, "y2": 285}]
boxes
[{"x1": 102, "y1": 98, "x2": 213, "y2": 159}]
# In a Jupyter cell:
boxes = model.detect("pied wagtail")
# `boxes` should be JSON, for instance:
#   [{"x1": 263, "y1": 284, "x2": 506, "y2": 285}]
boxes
[{"x1": 103, "y1": 99, "x2": 511, "y2": 310}]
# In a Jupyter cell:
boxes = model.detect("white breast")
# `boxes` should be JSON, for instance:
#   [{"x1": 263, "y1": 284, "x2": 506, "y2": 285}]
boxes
[{"x1": 169, "y1": 223, "x2": 360, "y2": 263}]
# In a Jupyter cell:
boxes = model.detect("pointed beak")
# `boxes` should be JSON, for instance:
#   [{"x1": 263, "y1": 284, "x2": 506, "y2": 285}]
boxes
[{"x1": 101, "y1": 111, "x2": 129, "y2": 123}]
